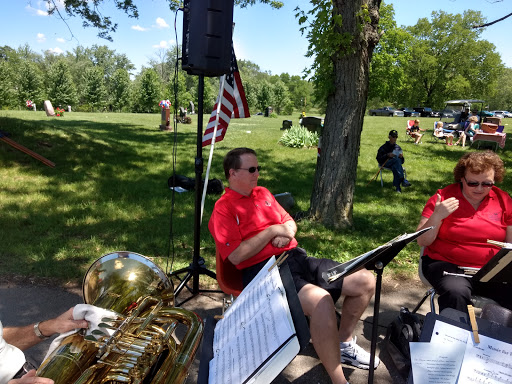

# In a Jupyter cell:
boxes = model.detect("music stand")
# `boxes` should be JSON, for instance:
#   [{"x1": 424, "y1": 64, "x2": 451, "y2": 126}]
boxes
[
  {"x1": 472, "y1": 245, "x2": 512, "y2": 284},
  {"x1": 322, "y1": 227, "x2": 433, "y2": 384}
]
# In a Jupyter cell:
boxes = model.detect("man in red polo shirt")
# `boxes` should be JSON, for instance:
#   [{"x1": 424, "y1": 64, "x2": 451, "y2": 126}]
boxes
[{"x1": 209, "y1": 148, "x2": 378, "y2": 384}]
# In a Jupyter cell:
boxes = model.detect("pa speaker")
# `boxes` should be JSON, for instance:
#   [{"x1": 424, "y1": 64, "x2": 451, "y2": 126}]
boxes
[{"x1": 182, "y1": 0, "x2": 234, "y2": 77}]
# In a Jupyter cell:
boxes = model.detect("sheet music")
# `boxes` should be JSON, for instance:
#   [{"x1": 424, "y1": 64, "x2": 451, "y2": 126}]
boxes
[
  {"x1": 411, "y1": 320, "x2": 512, "y2": 383},
  {"x1": 208, "y1": 257, "x2": 296, "y2": 384},
  {"x1": 458, "y1": 334, "x2": 512, "y2": 383}
]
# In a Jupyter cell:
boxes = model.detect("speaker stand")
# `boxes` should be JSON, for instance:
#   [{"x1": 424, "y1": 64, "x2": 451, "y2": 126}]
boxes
[{"x1": 169, "y1": 74, "x2": 219, "y2": 307}]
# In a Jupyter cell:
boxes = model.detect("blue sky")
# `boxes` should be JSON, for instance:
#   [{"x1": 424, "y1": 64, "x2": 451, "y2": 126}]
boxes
[{"x1": 1, "y1": 0, "x2": 510, "y2": 77}]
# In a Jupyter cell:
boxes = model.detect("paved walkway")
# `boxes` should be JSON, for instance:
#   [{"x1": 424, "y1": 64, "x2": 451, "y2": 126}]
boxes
[{"x1": 0, "y1": 275, "x2": 431, "y2": 383}]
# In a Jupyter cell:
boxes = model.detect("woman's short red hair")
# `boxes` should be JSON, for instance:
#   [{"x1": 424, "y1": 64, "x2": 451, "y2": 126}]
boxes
[{"x1": 453, "y1": 151, "x2": 505, "y2": 183}]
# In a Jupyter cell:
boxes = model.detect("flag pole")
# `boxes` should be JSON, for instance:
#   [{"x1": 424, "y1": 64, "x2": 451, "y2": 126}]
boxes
[{"x1": 200, "y1": 75, "x2": 226, "y2": 224}]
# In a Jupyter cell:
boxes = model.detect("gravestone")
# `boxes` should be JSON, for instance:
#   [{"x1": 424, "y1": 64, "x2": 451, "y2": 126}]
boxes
[
  {"x1": 160, "y1": 107, "x2": 171, "y2": 131},
  {"x1": 43, "y1": 100, "x2": 55, "y2": 117},
  {"x1": 300, "y1": 116, "x2": 324, "y2": 134},
  {"x1": 281, "y1": 120, "x2": 292, "y2": 130}
]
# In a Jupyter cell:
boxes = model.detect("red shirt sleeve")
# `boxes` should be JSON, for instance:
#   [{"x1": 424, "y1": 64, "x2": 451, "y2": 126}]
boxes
[
  {"x1": 208, "y1": 199, "x2": 242, "y2": 262},
  {"x1": 421, "y1": 191, "x2": 441, "y2": 219}
]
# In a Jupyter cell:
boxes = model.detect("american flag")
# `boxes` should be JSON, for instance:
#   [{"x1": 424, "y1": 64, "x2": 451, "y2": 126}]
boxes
[{"x1": 202, "y1": 49, "x2": 250, "y2": 147}]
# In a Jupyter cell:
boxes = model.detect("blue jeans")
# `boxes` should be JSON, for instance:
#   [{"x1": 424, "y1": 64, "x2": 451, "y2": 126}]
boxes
[{"x1": 383, "y1": 157, "x2": 404, "y2": 188}]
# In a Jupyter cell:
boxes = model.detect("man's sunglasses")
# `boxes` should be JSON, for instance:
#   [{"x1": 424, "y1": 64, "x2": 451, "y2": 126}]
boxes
[
  {"x1": 464, "y1": 176, "x2": 494, "y2": 188},
  {"x1": 237, "y1": 166, "x2": 261, "y2": 173}
]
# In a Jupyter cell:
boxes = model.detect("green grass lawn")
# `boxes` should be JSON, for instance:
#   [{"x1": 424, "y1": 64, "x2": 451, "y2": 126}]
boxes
[{"x1": 1, "y1": 110, "x2": 511, "y2": 285}]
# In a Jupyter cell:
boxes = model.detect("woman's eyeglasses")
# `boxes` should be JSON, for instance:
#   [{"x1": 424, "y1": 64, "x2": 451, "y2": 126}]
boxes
[
  {"x1": 464, "y1": 176, "x2": 494, "y2": 188},
  {"x1": 237, "y1": 166, "x2": 261, "y2": 173}
]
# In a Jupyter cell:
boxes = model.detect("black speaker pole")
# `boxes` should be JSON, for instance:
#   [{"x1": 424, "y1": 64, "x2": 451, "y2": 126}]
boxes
[{"x1": 170, "y1": 74, "x2": 219, "y2": 306}]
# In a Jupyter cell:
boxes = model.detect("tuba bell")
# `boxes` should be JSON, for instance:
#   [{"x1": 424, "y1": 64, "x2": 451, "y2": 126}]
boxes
[{"x1": 37, "y1": 251, "x2": 203, "y2": 384}]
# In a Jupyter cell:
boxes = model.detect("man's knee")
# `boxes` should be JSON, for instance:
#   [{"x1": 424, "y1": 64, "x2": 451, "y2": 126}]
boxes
[
  {"x1": 342, "y1": 269, "x2": 375, "y2": 297},
  {"x1": 357, "y1": 269, "x2": 376, "y2": 295},
  {"x1": 298, "y1": 284, "x2": 335, "y2": 317}
]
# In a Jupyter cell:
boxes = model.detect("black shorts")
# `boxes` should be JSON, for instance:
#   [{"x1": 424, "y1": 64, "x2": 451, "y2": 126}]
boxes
[{"x1": 242, "y1": 248, "x2": 344, "y2": 303}]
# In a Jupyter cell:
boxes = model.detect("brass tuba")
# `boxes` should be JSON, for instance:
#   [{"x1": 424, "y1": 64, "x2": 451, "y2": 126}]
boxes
[{"x1": 37, "y1": 251, "x2": 203, "y2": 384}]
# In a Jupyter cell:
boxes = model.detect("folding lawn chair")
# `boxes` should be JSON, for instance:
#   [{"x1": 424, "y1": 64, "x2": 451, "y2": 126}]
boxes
[{"x1": 405, "y1": 120, "x2": 415, "y2": 142}]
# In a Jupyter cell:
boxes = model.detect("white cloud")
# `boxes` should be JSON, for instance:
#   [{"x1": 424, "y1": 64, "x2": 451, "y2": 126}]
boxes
[
  {"x1": 37, "y1": 33, "x2": 46, "y2": 43},
  {"x1": 56, "y1": 37, "x2": 66, "y2": 43},
  {"x1": 48, "y1": 47, "x2": 64, "y2": 54},
  {"x1": 25, "y1": 5, "x2": 48, "y2": 16},
  {"x1": 152, "y1": 40, "x2": 175, "y2": 49},
  {"x1": 155, "y1": 17, "x2": 170, "y2": 29},
  {"x1": 131, "y1": 25, "x2": 147, "y2": 31}
]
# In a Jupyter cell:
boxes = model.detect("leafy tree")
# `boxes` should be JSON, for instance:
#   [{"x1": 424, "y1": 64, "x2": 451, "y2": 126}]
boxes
[
  {"x1": 134, "y1": 68, "x2": 161, "y2": 113},
  {"x1": 47, "y1": 60, "x2": 78, "y2": 107},
  {"x1": 17, "y1": 61, "x2": 45, "y2": 108},
  {"x1": 287, "y1": 75, "x2": 313, "y2": 112},
  {"x1": 0, "y1": 61, "x2": 16, "y2": 109},
  {"x1": 487, "y1": 67, "x2": 512, "y2": 111},
  {"x1": 405, "y1": 10, "x2": 503, "y2": 108},
  {"x1": 272, "y1": 79, "x2": 291, "y2": 114},
  {"x1": 66, "y1": 46, "x2": 94, "y2": 88},
  {"x1": 242, "y1": 78, "x2": 261, "y2": 113},
  {"x1": 368, "y1": 3, "x2": 412, "y2": 106},
  {"x1": 111, "y1": 68, "x2": 132, "y2": 112},
  {"x1": 81, "y1": 66, "x2": 108, "y2": 111},
  {"x1": 167, "y1": 71, "x2": 192, "y2": 112},
  {"x1": 257, "y1": 80, "x2": 275, "y2": 112}
]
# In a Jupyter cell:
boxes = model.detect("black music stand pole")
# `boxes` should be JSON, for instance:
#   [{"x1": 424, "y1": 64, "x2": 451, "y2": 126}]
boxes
[{"x1": 169, "y1": 74, "x2": 219, "y2": 306}]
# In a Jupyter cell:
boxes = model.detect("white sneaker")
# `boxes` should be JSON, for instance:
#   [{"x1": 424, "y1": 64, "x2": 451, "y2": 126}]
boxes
[{"x1": 340, "y1": 336, "x2": 380, "y2": 369}]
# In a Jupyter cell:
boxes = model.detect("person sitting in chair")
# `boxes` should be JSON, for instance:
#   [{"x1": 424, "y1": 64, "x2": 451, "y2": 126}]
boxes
[
  {"x1": 409, "y1": 119, "x2": 425, "y2": 145},
  {"x1": 416, "y1": 151, "x2": 512, "y2": 314},
  {"x1": 376, "y1": 130, "x2": 411, "y2": 193},
  {"x1": 434, "y1": 121, "x2": 454, "y2": 146},
  {"x1": 209, "y1": 147, "x2": 379, "y2": 384},
  {"x1": 454, "y1": 116, "x2": 479, "y2": 147}
]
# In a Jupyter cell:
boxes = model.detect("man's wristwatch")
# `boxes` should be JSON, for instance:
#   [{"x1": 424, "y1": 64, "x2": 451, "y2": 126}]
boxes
[{"x1": 34, "y1": 321, "x2": 49, "y2": 340}]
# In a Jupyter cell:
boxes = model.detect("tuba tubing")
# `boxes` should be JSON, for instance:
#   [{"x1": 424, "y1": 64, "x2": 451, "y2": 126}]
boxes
[{"x1": 36, "y1": 252, "x2": 203, "y2": 384}]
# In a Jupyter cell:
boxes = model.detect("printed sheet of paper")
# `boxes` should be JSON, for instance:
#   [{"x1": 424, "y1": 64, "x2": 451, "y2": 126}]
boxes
[
  {"x1": 208, "y1": 257, "x2": 296, "y2": 384},
  {"x1": 411, "y1": 319, "x2": 512, "y2": 384},
  {"x1": 430, "y1": 320, "x2": 470, "y2": 346},
  {"x1": 410, "y1": 342, "x2": 466, "y2": 384},
  {"x1": 458, "y1": 333, "x2": 512, "y2": 383}
]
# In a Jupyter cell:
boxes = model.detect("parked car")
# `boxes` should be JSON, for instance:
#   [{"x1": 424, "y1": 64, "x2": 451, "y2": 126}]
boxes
[
  {"x1": 400, "y1": 108, "x2": 420, "y2": 117},
  {"x1": 413, "y1": 107, "x2": 438, "y2": 118},
  {"x1": 504, "y1": 111, "x2": 512, "y2": 118},
  {"x1": 368, "y1": 107, "x2": 404, "y2": 117},
  {"x1": 491, "y1": 111, "x2": 507, "y2": 118},
  {"x1": 440, "y1": 109, "x2": 456, "y2": 119}
]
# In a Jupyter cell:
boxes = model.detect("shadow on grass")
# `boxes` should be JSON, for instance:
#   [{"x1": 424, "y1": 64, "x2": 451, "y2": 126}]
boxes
[{"x1": 0, "y1": 116, "x2": 214, "y2": 280}]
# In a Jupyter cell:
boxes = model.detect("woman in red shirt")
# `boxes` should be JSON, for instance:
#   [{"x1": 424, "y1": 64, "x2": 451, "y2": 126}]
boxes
[{"x1": 416, "y1": 151, "x2": 512, "y2": 312}]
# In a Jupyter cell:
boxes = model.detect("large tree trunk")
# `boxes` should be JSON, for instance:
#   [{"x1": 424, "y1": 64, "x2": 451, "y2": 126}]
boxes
[{"x1": 309, "y1": 0, "x2": 382, "y2": 228}]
